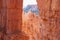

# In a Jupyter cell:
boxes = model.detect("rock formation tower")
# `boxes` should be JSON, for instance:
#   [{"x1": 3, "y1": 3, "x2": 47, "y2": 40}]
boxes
[{"x1": 0, "y1": 0, "x2": 29, "y2": 40}]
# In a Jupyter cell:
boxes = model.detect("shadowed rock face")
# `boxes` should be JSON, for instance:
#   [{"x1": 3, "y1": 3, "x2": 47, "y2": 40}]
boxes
[
  {"x1": 37, "y1": 0, "x2": 60, "y2": 40},
  {"x1": 4, "y1": 31, "x2": 29, "y2": 40},
  {"x1": 0, "y1": 0, "x2": 29, "y2": 40}
]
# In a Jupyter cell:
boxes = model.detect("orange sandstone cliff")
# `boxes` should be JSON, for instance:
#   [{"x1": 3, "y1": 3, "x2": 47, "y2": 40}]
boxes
[{"x1": 0, "y1": 0, "x2": 60, "y2": 40}]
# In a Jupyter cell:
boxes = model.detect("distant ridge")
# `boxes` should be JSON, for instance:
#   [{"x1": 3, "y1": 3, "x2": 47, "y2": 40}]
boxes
[{"x1": 23, "y1": 5, "x2": 39, "y2": 15}]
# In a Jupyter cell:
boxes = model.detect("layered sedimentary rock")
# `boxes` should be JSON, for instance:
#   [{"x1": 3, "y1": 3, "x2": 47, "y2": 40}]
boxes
[{"x1": 37, "y1": 0, "x2": 60, "y2": 40}]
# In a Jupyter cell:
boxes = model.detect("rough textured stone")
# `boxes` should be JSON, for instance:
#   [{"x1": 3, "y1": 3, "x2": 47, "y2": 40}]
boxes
[
  {"x1": 0, "y1": 0, "x2": 29, "y2": 40},
  {"x1": 4, "y1": 31, "x2": 29, "y2": 40},
  {"x1": 22, "y1": 11, "x2": 42, "y2": 40},
  {"x1": 0, "y1": 0, "x2": 60, "y2": 40},
  {"x1": 37, "y1": 0, "x2": 60, "y2": 40}
]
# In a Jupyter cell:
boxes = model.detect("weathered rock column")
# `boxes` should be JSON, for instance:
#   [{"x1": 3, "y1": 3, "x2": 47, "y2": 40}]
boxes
[
  {"x1": 0, "y1": 0, "x2": 29, "y2": 40},
  {"x1": 37, "y1": 0, "x2": 60, "y2": 40},
  {"x1": 5, "y1": 0, "x2": 22, "y2": 34}
]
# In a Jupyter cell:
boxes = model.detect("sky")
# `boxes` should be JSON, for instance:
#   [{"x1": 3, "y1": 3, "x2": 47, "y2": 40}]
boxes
[{"x1": 23, "y1": 0, "x2": 37, "y2": 8}]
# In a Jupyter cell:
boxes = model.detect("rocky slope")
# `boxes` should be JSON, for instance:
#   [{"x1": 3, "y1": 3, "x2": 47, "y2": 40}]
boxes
[{"x1": 22, "y1": 11, "x2": 43, "y2": 40}]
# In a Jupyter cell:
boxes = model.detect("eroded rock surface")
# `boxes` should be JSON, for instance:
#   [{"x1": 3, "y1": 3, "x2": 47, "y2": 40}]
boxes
[
  {"x1": 22, "y1": 11, "x2": 42, "y2": 40},
  {"x1": 37, "y1": 0, "x2": 60, "y2": 40},
  {"x1": 0, "y1": 0, "x2": 60, "y2": 40}
]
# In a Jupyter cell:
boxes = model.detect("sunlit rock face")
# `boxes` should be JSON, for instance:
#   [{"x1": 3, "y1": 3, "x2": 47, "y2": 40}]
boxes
[
  {"x1": 37, "y1": 0, "x2": 60, "y2": 40},
  {"x1": 22, "y1": 11, "x2": 43, "y2": 40}
]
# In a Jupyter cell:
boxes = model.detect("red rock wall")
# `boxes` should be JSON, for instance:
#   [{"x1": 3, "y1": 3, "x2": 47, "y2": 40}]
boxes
[
  {"x1": 0, "y1": 0, "x2": 60, "y2": 40},
  {"x1": 6, "y1": 0, "x2": 22, "y2": 33},
  {"x1": 0, "y1": 0, "x2": 29, "y2": 40},
  {"x1": 0, "y1": 0, "x2": 3, "y2": 40},
  {"x1": 37, "y1": 0, "x2": 60, "y2": 40}
]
